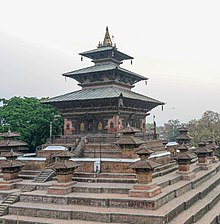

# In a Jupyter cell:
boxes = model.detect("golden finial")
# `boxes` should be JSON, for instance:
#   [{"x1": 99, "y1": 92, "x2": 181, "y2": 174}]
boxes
[{"x1": 103, "y1": 26, "x2": 112, "y2": 47}]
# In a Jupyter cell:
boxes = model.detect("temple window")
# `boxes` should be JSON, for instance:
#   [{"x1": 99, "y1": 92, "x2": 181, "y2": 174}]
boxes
[
  {"x1": 98, "y1": 122, "x2": 102, "y2": 130},
  {"x1": 110, "y1": 121, "x2": 114, "y2": 128},
  {"x1": 80, "y1": 122, "x2": 85, "y2": 132}
]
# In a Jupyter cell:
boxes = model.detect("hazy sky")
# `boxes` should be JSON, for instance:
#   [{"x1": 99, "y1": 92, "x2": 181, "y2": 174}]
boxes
[{"x1": 1, "y1": 0, "x2": 220, "y2": 125}]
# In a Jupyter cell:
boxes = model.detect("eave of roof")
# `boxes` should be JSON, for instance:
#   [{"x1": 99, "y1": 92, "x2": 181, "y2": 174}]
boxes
[
  {"x1": 79, "y1": 47, "x2": 133, "y2": 60},
  {"x1": 44, "y1": 86, "x2": 164, "y2": 105},
  {"x1": 63, "y1": 63, "x2": 147, "y2": 80}
]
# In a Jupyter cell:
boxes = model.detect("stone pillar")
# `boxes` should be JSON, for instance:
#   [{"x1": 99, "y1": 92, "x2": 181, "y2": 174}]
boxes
[
  {"x1": 47, "y1": 161, "x2": 79, "y2": 195},
  {"x1": 129, "y1": 147, "x2": 161, "y2": 198},
  {"x1": 136, "y1": 169, "x2": 152, "y2": 184},
  {"x1": 0, "y1": 162, "x2": 23, "y2": 190},
  {"x1": 175, "y1": 144, "x2": 196, "y2": 180}
]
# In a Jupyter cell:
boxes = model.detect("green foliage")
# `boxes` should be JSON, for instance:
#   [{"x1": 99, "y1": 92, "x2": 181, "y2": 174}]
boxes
[
  {"x1": 164, "y1": 119, "x2": 182, "y2": 141},
  {"x1": 0, "y1": 97, "x2": 63, "y2": 151},
  {"x1": 187, "y1": 111, "x2": 220, "y2": 146}
]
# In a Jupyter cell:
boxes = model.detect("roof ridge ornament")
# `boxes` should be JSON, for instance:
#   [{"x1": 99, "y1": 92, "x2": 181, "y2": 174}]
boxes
[{"x1": 103, "y1": 26, "x2": 112, "y2": 47}]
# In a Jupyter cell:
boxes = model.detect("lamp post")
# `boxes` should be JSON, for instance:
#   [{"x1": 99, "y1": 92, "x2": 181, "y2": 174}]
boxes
[{"x1": 99, "y1": 135, "x2": 103, "y2": 173}]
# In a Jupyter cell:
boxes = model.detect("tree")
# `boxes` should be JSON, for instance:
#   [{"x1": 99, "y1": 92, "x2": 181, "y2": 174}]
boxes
[
  {"x1": 164, "y1": 119, "x2": 182, "y2": 141},
  {"x1": 187, "y1": 111, "x2": 220, "y2": 146},
  {"x1": 0, "y1": 97, "x2": 63, "y2": 151}
]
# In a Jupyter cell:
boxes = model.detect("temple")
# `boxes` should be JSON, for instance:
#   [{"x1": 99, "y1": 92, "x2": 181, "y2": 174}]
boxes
[{"x1": 45, "y1": 27, "x2": 164, "y2": 135}]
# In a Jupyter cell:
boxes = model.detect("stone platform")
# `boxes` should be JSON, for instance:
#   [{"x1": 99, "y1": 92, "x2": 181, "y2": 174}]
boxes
[{"x1": 0, "y1": 162, "x2": 219, "y2": 224}]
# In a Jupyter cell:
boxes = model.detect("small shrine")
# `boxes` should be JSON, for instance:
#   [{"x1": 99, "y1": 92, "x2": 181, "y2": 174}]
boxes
[
  {"x1": 115, "y1": 126, "x2": 146, "y2": 158},
  {"x1": 0, "y1": 150, "x2": 24, "y2": 190},
  {"x1": 1, "y1": 150, "x2": 22, "y2": 160},
  {"x1": 0, "y1": 130, "x2": 28, "y2": 153},
  {"x1": 175, "y1": 126, "x2": 192, "y2": 145},
  {"x1": 175, "y1": 144, "x2": 196, "y2": 180},
  {"x1": 196, "y1": 141, "x2": 213, "y2": 170},
  {"x1": 129, "y1": 146, "x2": 161, "y2": 198},
  {"x1": 0, "y1": 161, "x2": 23, "y2": 182},
  {"x1": 47, "y1": 160, "x2": 79, "y2": 195}
]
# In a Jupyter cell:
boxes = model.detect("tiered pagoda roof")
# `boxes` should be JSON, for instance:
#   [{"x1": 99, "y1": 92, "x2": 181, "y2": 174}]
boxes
[
  {"x1": 45, "y1": 27, "x2": 164, "y2": 110},
  {"x1": 0, "y1": 131, "x2": 28, "y2": 153}
]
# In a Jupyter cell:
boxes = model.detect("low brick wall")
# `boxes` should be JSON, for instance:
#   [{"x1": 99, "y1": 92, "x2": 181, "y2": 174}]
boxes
[
  {"x1": 75, "y1": 161, "x2": 134, "y2": 173},
  {"x1": 21, "y1": 160, "x2": 46, "y2": 171}
]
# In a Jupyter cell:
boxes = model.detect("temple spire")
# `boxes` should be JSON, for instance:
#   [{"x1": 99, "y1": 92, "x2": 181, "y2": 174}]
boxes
[{"x1": 103, "y1": 26, "x2": 112, "y2": 47}]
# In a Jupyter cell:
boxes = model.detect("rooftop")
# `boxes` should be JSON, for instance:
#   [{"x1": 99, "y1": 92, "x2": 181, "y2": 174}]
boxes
[{"x1": 44, "y1": 86, "x2": 163, "y2": 105}]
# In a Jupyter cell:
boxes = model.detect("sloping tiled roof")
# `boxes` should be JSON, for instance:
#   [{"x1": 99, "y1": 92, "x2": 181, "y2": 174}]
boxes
[
  {"x1": 0, "y1": 132, "x2": 20, "y2": 138},
  {"x1": 52, "y1": 151, "x2": 76, "y2": 158},
  {"x1": 130, "y1": 159, "x2": 160, "y2": 170},
  {"x1": 118, "y1": 126, "x2": 141, "y2": 134},
  {"x1": 135, "y1": 146, "x2": 154, "y2": 156},
  {"x1": 79, "y1": 46, "x2": 133, "y2": 61},
  {"x1": 44, "y1": 86, "x2": 163, "y2": 105},
  {"x1": 0, "y1": 160, "x2": 24, "y2": 168},
  {"x1": 0, "y1": 140, "x2": 27, "y2": 147},
  {"x1": 114, "y1": 136, "x2": 145, "y2": 145},
  {"x1": 63, "y1": 63, "x2": 146, "y2": 80},
  {"x1": 2, "y1": 151, "x2": 22, "y2": 158}
]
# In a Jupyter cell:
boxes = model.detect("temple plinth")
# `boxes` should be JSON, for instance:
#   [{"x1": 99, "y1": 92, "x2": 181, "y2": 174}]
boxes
[
  {"x1": 175, "y1": 144, "x2": 196, "y2": 180},
  {"x1": 47, "y1": 161, "x2": 79, "y2": 195},
  {"x1": 129, "y1": 146, "x2": 161, "y2": 198}
]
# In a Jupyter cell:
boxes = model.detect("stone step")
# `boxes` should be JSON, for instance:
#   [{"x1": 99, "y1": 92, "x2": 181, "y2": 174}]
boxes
[
  {"x1": 72, "y1": 177, "x2": 137, "y2": 184},
  {"x1": 7, "y1": 201, "x2": 163, "y2": 223},
  {"x1": 19, "y1": 164, "x2": 220, "y2": 211},
  {"x1": 72, "y1": 182, "x2": 131, "y2": 194},
  {"x1": 0, "y1": 214, "x2": 120, "y2": 224},
  {"x1": 74, "y1": 172, "x2": 136, "y2": 179},
  {"x1": 194, "y1": 197, "x2": 220, "y2": 224},
  {"x1": 169, "y1": 180, "x2": 220, "y2": 224}
]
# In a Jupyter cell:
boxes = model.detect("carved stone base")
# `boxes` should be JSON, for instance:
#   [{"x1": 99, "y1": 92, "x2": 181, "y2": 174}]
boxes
[
  {"x1": 197, "y1": 163, "x2": 212, "y2": 170},
  {"x1": 176, "y1": 170, "x2": 196, "y2": 180},
  {"x1": 129, "y1": 183, "x2": 161, "y2": 198},
  {"x1": 47, "y1": 181, "x2": 76, "y2": 195}
]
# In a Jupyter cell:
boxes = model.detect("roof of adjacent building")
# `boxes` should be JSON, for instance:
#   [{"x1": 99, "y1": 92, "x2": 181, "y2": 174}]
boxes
[
  {"x1": 63, "y1": 63, "x2": 147, "y2": 80},
  {"x1": 0, "y1": 160, "x2": 24, "y2": 168},
  {"x1": 118, "y1": 125, "x2": 141, "y2": 134},
  {"x1": 175, "y1": 151, "x2": 197, "y2": 160},
  {"x1": 1, "y1": 150, "x2": 22, "y2": 158},
  {"x1": 52, "y1": 151, "x2": 76, "y2": 158},
  {"x1": 80, "y1": 47, "x2": 133, "y2": 61},
  {"x1": 176, "y1": 133, "x2": 192, "y2": 140},
  {"x1": 130, "y1": 159, "x2": 160, "y2": 170},
  {"x1": 44, "y1": 86, "x2": 164, "y2": 105},
  {"x1": 135, "y1": 146, "x2": 154, "y2": 156},
  {"x1": 114, "y1": 136, "x2": 145, "y2": 145},
  {"x1": 0, "y1": 140, "x2": 28, "y2": 147},
  {"x1": 0, "y1": 131, "x2": 20, "y2": 138}
]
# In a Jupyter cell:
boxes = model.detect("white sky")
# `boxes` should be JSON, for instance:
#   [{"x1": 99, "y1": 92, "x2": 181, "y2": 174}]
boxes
[{"x1": 0, "y1": 0, "x2": 220, "y2": 125}]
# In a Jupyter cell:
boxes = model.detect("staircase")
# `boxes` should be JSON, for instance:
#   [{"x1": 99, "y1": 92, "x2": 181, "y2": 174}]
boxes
[
  {"x1": 0, "y1": 194, "x2": 19, "y2": 216},
  {"x1": 21, "y1": 185, "x2": 36, "y2": 192},
  {"x1": 33, "y1": 169, "x2": 55, "y2": 183}
]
